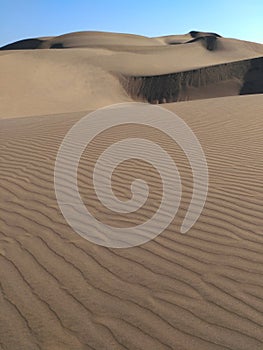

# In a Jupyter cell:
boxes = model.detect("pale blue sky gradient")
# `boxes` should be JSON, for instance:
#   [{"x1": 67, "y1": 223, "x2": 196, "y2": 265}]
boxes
[{"x1": 0, "y1": 0, "x2": 262, "y2": 47}]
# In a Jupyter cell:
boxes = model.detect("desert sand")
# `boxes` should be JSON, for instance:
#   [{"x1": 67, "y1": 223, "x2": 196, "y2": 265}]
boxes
[{"x1": 0, "y1": 31, "x2": 263, "y2": 350}]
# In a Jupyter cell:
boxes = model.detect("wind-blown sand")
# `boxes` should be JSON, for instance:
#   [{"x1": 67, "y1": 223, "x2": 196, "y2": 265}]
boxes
[{"x1": 0, "y1": 31, "x2": 263, "y2": 350}]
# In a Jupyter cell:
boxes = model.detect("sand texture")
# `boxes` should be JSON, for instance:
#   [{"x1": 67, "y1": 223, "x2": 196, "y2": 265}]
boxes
[{"x1": 0, "y1": 31, "x2": 263, "y2": 349}]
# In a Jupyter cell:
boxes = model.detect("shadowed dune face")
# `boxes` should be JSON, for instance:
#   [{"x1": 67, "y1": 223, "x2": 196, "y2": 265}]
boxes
[
  {"x1": 186, "y1": 36, "x2": 218, "y2": 51},
  {"x1": 189, "y1": 30, "x2": 222, "y2": 38},
  {"x1": 240, "y1": 58, "x2": 263, "y2": 95},
  {"x1": 0, "y1": 38, "x2": 44, "y2": 50},
  {"x1": 167, "y1": 31, "x2": 222, "y2": 51},
  {"x1": 121, "y1": 57, "x2": 263, "y2": 103}
]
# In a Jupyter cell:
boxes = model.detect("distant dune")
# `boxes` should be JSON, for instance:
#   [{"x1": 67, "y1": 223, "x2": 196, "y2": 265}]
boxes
[
  {"x1": 0, "y1": 31, "x2": 263, "y2": 350},
  {"x1": 0, "y1": 31, "x2": 262, "y2": 118}
]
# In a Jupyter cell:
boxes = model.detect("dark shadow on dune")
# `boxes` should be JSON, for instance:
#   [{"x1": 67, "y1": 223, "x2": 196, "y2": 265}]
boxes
[
  {"x1": 50, "y1": 43, "x2": 64, "y2": 49},
  {"x1": 187, "y1": 31, "x2": 221, "y2": 51},
  {"x1": 169, "y1": 31, "x2": 221, "y2": 51},
  {"x1": 186, "y1": 36, "x2": 218, "y2": 50},
  {"x1": 240, "y1": 58, "x2": 263, "y2": 95},
  {"x1": 0, "y1": 38, "x2": 44, "y2": 50},
  {"x1": 189, "y1": 31, "x2": 222, "y2": 38},
  {"x1": 120, "y1": 57, "x2": 263, "y2": 103}
]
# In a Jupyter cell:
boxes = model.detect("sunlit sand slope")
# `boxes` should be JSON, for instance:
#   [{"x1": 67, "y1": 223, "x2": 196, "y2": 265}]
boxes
[{"x1": 1, "y1": 95, "x2": 263, "y2": 349}]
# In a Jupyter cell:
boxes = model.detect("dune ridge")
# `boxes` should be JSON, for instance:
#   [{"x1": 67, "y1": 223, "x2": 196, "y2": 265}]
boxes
[
  {"x1": 0, "y1": 31, "x2": 263, "y2": 118},
  {"x1": 0, "y1": 30, "x2": 222, "y2": 50},
  {"x1": 1, "y1": 31, "x2": 263, "y2": 119}
]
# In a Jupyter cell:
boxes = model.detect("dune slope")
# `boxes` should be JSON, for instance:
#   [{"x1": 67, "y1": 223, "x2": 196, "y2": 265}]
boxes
[
  {"x1": 1, "y1": 95, "x2": 263, "y2": 349},
  {"x1": 0, "y1": 31, "x2": 263, "y2": 119}
]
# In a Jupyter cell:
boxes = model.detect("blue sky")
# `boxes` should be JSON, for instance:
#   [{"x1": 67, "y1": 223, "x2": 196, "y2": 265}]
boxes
[{"x1": 0, "y1": 0, "x2": 262, "y2": 46}]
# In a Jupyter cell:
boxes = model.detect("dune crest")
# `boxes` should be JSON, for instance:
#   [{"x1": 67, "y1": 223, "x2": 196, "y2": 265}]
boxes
[{"x1": 0, "y1": 30, "x2": 262, "y2": 118}]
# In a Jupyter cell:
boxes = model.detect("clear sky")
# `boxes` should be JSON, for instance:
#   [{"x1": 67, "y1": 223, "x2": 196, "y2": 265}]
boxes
[{"x1": 0, "y1": 0, "x2": 262, "y2": 47}]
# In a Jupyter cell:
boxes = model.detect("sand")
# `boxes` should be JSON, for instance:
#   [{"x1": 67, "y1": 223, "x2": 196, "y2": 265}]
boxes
[
  {"x1": 0, "y1": 31, "x2": 263, "y2": 350},
  {"x1": 0, "y1": 31, "x2": 263, "y2": 118}
]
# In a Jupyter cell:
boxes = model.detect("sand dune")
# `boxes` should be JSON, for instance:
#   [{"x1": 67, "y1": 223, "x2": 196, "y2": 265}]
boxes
[
  {"x1": 1, "y1": 30, "x2": 222, "y2": 50},
  {"x1": 122, "y1": 57, "x2": 263, "y2": 103},
  {"x1": 0, "y1": 30, "x2": 222, "y2": 51},
  {"x1": 0, "y1": 31, "x2": 262, "y2": 118},
  {"x1": 0, "y1": 30, "x2": 263, "y2": 349},
  {"x1": 1, "y1": 95, "x2": 263, "y2": 349}
]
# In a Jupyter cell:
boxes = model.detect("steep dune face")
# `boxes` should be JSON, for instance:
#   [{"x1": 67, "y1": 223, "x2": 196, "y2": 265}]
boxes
[
  {"x1": 121, "y1": 57, "x2": 263, "y2": 103},
  {"x1": 159, "y1": 31, "x2": 222, "y2": 51},
  {"x1": 240, "y1": 58, "x2": 263, "y2": 95},
  {"x1": 0, "y1": 31, "x2": 262, "y2": 118}
]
